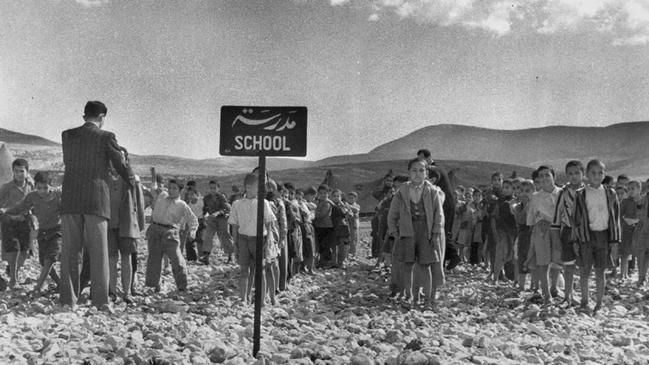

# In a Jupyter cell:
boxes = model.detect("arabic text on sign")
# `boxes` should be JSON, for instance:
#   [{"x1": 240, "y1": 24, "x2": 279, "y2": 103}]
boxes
[{"x1": 234, "y1": 135, "x2": 291, "y2": 152}]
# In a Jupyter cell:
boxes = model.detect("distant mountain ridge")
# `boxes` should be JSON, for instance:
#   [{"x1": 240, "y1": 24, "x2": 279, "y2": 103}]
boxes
[
  {"x1": 3, "y1": 121, "x2": 649, "y2": 177},
  {"x1": 318, "y1": 122, "x2": 649, "y2": 176},
  {"x1": 0, "y1": 128, "x2": 60, "y2": 147}
]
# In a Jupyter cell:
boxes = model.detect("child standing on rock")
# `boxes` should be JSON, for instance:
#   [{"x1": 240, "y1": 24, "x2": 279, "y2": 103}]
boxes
[
  {"x1": 388, "y1": 158, "x2": 445, "y2": 310},
  {"x1": 1, "y1": 171, "x2": 60, "y2": 296},
  {"x1": 572, "y1": 160, "x2": 620, "y2": 314},
  {"x1": 229, "y1": 173, "x2": 277, "y2": 306},
  {"x1": 526, "y1": 166, "x2": 563, "y2": 306}
]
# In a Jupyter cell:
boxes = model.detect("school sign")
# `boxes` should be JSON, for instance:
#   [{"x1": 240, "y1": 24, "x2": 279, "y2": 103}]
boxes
[
  {"x1": 220, "y1": 105, "x2": 307, "y2": 358},
  {"x1": 220, "y1": 106, "x2": 307, "y2": 157}
]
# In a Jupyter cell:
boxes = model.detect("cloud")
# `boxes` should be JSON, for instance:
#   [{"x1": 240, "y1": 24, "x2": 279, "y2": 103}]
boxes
[
  {"x1": 332, "y1": 0, "x2": 649, "y2": 46},
  {"x1": 75, "y1": 0, "x2": 109, "y2": 7}
]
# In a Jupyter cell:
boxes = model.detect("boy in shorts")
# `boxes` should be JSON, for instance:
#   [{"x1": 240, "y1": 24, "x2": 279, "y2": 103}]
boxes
[
  {"x1": 229, "y1": 173, "x2": 276, "y2": 305},
  {"x1": 551, "y1": 160, "x2": 585, "y2": 306},
  {"x1": 572, "y1": 159, "x2": 620, "y2": 314},
  {"x1": 0, "y1": 158, "x2": 33, "y2": 289},
  {"x1": 2, "y1": 171, "x2": 59, "y2": 295}
]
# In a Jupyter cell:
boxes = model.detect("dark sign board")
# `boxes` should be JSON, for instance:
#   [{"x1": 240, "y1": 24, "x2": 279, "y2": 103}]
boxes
[{"x1": 220, "y1": 106, "x2": 307, "y2": 157}]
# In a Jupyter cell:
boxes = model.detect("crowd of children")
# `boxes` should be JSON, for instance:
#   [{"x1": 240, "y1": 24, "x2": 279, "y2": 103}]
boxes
[{"x1": 1, "y1": 150, "x2": 648, "y2": 315}]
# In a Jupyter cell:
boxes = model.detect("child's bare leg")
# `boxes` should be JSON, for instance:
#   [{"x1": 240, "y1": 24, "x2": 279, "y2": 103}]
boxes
[
  {"x1": 419, "y1": 264, "x2": 432, "y2": 303},
  {"x1": 304, "y1": 256, "x2": 314, "y2": 274},
  {"x1": 402, "y1": 262, "x2": 415, "y2": 301},
  {"x1": 639, "y1": 251, "x2": 649, "y2": 285},
  {"x1": 265, "y1": 265, "x2": 276, "y2": 305},
  {"x1": 34, "y1": 259, "x2": 56, "y2": 294},
  {"x1": 6, "y1": 252, "x2": 18, "y2": 288},
  {"x1": 620, "y1": 256, "x2": 629, "y2": 279},
  {"x1": 492, "y1": 250, "x2": 504, "y2": 283},
  {"x1": 271, "y1": 259, "x2": 279, "y2": 293},
  {"x1": 517, "y1": 273, "x2": 526, "y2": 291},
  {"x1": 549, "y1": 267, "x2": 560, "y2": 296},
  {"x1": 531, "y1": 270, "x2": 540, "y2": 290},
  {"x1": 536, "y1": 265, "x2": 551, "y2": 303}
]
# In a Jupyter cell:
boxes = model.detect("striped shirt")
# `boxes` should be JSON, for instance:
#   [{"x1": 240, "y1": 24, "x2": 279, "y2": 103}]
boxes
[
  {"x1": 572, "y1": 185, "x2": 621, "y2": 244},
  {"x1": 551, "y1": 182, "x2": 585, "y2": 229}
]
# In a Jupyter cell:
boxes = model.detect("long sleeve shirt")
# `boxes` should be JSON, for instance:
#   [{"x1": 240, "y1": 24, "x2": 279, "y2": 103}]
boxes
[
  {"x1": 228, "y1": 197, "x2": 276, "y2": 237},
  {"x1": 551, "y1": 183, "x2": 584, "y2": 230},
  {"x1": 527, "y1": 186, "x2": 562, "y2": 226},
  {"x1": 203, "y1": 192, "x2": 231, "y2": 216},
  {"x1": 5, "y1": 189, "x2": 62, "y2": 229},
  {"x1": 0, "y1": 179, "x2": 33, "y2": 209},
  {"x1": 314, "y1": 199, "x2": 333, "y2": 228},
  {"x1": 151, "y1": 191, "x2": 198, "y2": 237}
]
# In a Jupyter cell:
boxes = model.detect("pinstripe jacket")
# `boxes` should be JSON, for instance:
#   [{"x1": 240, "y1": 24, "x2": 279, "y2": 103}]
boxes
[
  {"x1": 571, "y1": 185, "x2": 621, "y2": 244},
  {"x1": 61, "y1": 122, "x2": 133, "y2": 219}
]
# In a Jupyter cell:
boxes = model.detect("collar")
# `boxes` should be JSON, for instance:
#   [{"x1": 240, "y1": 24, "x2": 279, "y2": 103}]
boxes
[
  {"x1": 83, "y1": 121, "x2": 100, "y2": 129},
  {"x1": 587, "y1": 184, "x2": 604, "y2": 191},
  {"x1": 166, "y1": 194, "x2": 180, "y2": 202}
]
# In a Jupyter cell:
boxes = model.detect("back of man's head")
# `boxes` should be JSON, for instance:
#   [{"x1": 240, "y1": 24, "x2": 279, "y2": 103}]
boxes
[{"x1": 84, "y1": 101, "x2": 107, "y2": 119}]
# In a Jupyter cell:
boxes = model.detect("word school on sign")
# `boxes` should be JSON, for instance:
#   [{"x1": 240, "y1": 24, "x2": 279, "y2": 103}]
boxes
[{"x1": 233, "y1": 135, "x2": 291, "y2": 152}]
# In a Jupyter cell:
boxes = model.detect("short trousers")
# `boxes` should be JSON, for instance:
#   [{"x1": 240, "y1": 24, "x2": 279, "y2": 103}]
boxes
[
  {"x1": 579, "y1": 230, "x2": 614, "y2": 270},
  {"x1": 393, "y1": 219, "x2": 441, "y2": 265},
  {"x1": 1, "y1": 217, "x2": 32, "y2": 255},
  {"x1": 560, "y1": 227, "x2": 577, "y2": 264},
  {"x1": 37, "y1": 226, "x2": 62, "y2": 265},
  {"x1": 108, "y1": 228, "x2": 138, "y2": 256},
  {"x1": 236, "y1": 234, "x2": 268, "y2": 266}
]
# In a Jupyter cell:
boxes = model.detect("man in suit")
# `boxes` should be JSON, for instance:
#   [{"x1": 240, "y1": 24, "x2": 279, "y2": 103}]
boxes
[{"x1": 60, "y1": 101, "x2": 134, "y2": 308}]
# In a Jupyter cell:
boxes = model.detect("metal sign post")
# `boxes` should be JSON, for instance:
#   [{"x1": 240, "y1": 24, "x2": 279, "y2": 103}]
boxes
[{"x1": 220, "y1": 106, "x2": 307, "y2": 358}]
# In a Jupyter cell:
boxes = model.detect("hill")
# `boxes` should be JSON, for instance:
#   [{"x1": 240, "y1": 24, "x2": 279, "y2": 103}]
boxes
[
  {"x1": 0, "y1": 128, "x2": 60, "y2": 147},
  {"x1": 0, "y1": 128, "x2": 310, "y2": 175},
  {"x1": 316, "y1": 122, "x2": 649, "y2": 177}
]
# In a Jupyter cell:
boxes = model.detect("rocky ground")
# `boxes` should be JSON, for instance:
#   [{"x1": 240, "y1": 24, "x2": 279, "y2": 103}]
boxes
[{"x1": 1, "y1": 224, "x2": 649, "y2": 365}]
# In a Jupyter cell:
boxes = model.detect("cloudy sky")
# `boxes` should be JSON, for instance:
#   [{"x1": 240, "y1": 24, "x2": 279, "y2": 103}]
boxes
[{"x1": 1, "y1": 0, "x2": 649, "y2": 160}]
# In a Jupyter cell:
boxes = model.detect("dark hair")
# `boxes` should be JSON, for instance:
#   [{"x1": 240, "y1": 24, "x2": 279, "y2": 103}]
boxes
[
  {"x1": 456, "y1": 185, "x2": 466, "y2": 194},
  {"x1": 586, "y1": 159, "x2": 606, "y2": 172},
  {"x1": 34, "y1": 171, "x2": 51, "y2": 185},
  {"x1": 531, "y1": 170, "x2": 539, "y2": 180},
  {"x1": 417, "y1": 149, "x2": 431, "y2": 158},
  {"x1": 208, "y1": 180, "x2": 220, "y2": 187},
  {"x1": 305, "y1": 186, "x2": 317, "y2": 196},
  {"x1": 167, "y1": 179, "x2": 184, "y2": 190},
  {"x1": 84, "y1": 100, "x2": 107, "y2": 118},
  {"x1": 185, "y1": 186, "x2": 198, "y2": 196},
  {"x1": 408, "y1": 158, "x2": 426, "y2": 170},
  {"x1": 348, "y1": 191, "x2": 358, "y2": 198},
  {"x1": 602, "y1": 175, "x2": 614, "y2": 185},
  {"x1": 502, "y1": 179, "x2": 514, "y2": 186},
  {"x1": 295, "y1": 188, "x2": 304, "y2": 195},
  {"x1": 616, "y1": 185, "x2": 628, "y2": 193},
  {"x1": 537, "y1": 165, "x2": 555, "y2": 178},
  {"x1": 427, "y1": 168, "x2": 441, "y2": 182},
  {"x1": 155, "y1": 173, "x2": 164, "y2": 184},
  {"x1": 491, "y1": 172, "x2": 502, "y2": 180},
  {"x1": 318, "y1": 184, "x2": 330, "y2": 193},
  {"x1": 393, "y1": 175, "x2": 409, "y2": 183},
  {"x1": 617, "y1": 174, "x2": 629, "y2": 182},
  {"x1": 12, "y1": 158, "x2": 29, "y2": 171},
  {"x1": 283, "y1": 182, "x2": 295, "y2": 192},
  {"x1": 565, "y1": 160, "x2": 584, "y2": 173},
  {"x1": 186, "y1": 180, "x2": 196, "y2": 187}
]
